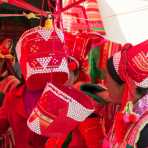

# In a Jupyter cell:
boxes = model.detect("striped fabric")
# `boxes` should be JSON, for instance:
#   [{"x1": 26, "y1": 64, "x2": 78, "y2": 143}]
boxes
[
  {"x1": 62, "y1": 0, "x2": 105, "y2": 34},
  {"x1": 98, "y1": 40, "x2": 122, "y2": 85},
  {"x1": 99, "y1": 40, "x2": 122, "y2": 70}
]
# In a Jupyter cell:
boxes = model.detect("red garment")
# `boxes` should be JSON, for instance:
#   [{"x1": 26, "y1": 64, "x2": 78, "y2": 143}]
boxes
[
  {"x1": 0, "y1": 85, "x2": 47, "y2": 148},
  {"x1": 27, "y1": 83, "x2": 94, "y2": 137},
  {"x1": 79, "y1": 117, "x2": 105, "y2": 148},
  {"x1": 0, "y1": 75, "x2": 19, "y2": 94},
  {"x1": 16, "y1": 27, "x2": 96, "y2": 90}
]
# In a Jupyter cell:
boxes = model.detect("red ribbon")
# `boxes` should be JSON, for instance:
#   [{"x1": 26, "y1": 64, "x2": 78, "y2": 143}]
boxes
[{"x1": 0, "y1": 0, "x2": 86, "y2": 18}]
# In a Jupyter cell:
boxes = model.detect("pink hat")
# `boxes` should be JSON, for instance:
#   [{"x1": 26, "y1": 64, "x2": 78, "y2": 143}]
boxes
[{"x1": 27, "y1": 82, "x2": 94, "y2": 137}]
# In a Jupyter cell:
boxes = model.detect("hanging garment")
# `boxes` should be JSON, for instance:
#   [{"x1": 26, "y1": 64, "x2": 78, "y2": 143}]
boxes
[{"x1": 62, "y1": 0, "x2": 106, "y2": 34}]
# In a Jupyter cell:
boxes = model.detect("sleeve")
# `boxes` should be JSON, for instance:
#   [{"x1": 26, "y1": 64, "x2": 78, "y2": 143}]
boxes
[{"x1": 137, "y1": 124, "x2": 148, "y2": 148}]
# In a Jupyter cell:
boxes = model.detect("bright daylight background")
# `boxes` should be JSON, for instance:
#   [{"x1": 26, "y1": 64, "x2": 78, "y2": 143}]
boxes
[{"x1": 98, "y1": 0, "x2": 148, "y2": 44}]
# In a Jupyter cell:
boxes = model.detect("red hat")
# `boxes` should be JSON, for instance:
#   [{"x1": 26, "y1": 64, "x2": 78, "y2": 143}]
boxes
[
  {"x1": 16, "y1": 27, "x2": 70, "y2": 90},
  {"x1": 66, "y1": 32, "x2": 106, "y2": 82},
  {"x1": 107, "y1": 40, "x2": 148, "y2": 91},
  {"x1": 27, "y1": 82, "x2": 94, "y2": 137}
]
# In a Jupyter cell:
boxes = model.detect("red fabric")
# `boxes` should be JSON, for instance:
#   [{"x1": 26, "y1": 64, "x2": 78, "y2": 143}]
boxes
[
  {"x1": 68, "y1": 128, "x2": 86, "y2": 148},
  {"x1": 0, "y1": 85, "x2": 48, "y2": 148},
  {"x1": 119, "y1": 40, "x2": 148, "y2": 82},
  {"x1": 114, "y1": 112, "x2": 130, "y2": 143},
  {"x1": 119, "y1": 40, "x2": 148, "y2": 83},
  {"x1": 99, "y1": 40, "x2": 122, "y2": 70},
  {"x1": 16, "y1": 28, "x2": 98, "y2": 89},
  {"x1": 0, "y1": 38, "x2": 14, "y2": 65},
  {"x1": 27, "y1": 83, "x2": 94, "y2": 138},
  {"x1": 0, "y1": 75, "x2": 19, "y2": 94},
  {"x1": 62, "y1": 0, "x2": 105, "y2": 34},
  {"x1": 45, "y1": 137, "x2": 66, "y2": 148},
  {"x1": 111, "y1": 40, "x2": 148, "y2": 144},
  {"x1": 0, "y1": 38, "x2": 12, "y2": 55},
  {"x1": 16, "y1": 27, "x2": 70, "y2": 90},
  {"x1": 79, "y1": 117, "x2": 105, "y2": 148}
]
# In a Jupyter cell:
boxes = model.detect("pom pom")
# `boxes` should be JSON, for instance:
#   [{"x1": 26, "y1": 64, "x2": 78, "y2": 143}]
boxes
[
  {"x1": 129, "y1": 114, "x2": 139, "y2": 123},
  {"x1": 114, "y1": 112, "x2": 129, "y2": 143},
  {"x1": 123, "y1": 113, "x2": 130, "y2": 123},
  {"x1": 68, "y1": 61, "x2": 78, "y2": 71}
]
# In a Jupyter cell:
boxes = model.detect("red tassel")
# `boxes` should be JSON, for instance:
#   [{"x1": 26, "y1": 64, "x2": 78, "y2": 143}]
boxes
[{"x1": 114, "y1": 112, "x2": 130, "y2": 143}]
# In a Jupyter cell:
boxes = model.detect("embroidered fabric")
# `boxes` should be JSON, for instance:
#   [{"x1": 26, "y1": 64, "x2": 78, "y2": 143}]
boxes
[
  {"x1": 44, "y1": 83, "x2": 94, "y2": 121},
  {"x1": 26, "y1": 57, "x2": 69, "y2": 79}
]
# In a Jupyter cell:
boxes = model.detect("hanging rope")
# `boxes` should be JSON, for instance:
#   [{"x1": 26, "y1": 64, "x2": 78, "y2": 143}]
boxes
[
  {"x1": 40, "y1": 0, "x2": 45, "y2": 26},
  {"x1": 0, "y1": 12, "x2": 40, "y2": 19},
  {"x1": 0, "y1": 0, "x2": 86, "y2": 18}
]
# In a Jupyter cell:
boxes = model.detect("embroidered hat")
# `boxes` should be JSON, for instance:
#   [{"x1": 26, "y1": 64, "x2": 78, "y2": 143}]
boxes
[
  {"x1": 107, "y1": 40, "x2": 148, "y2": 89},
  {"x1": 27, "y1": 82, "x2": 94, "y2": 137},
  {"x1": 16, "y1": 26, "x2": 70, "y2": 90}
]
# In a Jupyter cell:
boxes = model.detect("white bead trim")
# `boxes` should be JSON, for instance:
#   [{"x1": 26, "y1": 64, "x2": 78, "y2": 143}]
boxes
[
  {"x1": 112, "y1": 51, "x2": 121, "y2": 75},
  {"x1": 26, "y1": 57, "x2": 69, "y2": 79},
  {"x1": 43, "y1": 83, "x2": 94, "y2": 122}
]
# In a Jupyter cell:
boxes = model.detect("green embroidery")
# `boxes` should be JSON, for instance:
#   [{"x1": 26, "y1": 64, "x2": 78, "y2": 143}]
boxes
[
  {"x1": 89, "y1": 47, "x2": 104, "y2": 83},
  {"x1": 126, "y1": 144, "x2": 133, "y2": 148}
]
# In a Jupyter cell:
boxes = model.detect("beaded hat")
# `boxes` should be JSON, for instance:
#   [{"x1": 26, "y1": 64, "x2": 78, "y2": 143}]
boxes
[
  {"x1": 107, "y1": 40, "x2": 148, "y2": 89},
  {"x1": 16, "y1": 26, "x2": 70, "y2": 90},
  {"x1": 27, "y1": 82, "x2": 94, "y2": 137}
]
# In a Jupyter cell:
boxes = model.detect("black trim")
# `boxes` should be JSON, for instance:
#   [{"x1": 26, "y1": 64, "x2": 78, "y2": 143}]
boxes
[{"x1": 107, "y1": 57, "x2": 124, "y2": 85}]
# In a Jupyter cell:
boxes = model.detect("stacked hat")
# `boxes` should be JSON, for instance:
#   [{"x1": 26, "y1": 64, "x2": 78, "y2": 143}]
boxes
[
  {"x1": 27, "y1": 82, "x2": 94, "y2": 138},
  {"x1": 16, "y1": 26, "x2": 70, "y2": 90}
]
